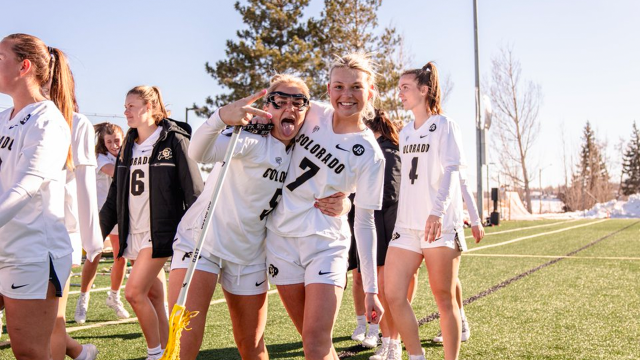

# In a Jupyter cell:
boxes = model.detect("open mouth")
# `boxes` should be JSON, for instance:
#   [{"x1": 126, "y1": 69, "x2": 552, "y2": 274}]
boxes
[
  {"x1": 339, "y1": 102, "x2": 356, "y2": 107},
  {"x1": 280, "y1": 117, "x2": 296, "y2": 137}
]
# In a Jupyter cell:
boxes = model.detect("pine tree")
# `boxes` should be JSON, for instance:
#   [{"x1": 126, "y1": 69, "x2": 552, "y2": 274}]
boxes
[
  {"x1": 621, "y1": 121, "x2": 640, "y2": 195},
  {"x1": 570, "y1": 121, "x2": 612, "y2": 209}
]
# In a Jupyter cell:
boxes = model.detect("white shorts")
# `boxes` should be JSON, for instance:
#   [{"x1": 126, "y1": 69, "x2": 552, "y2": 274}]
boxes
[
  {"x1": 123, "y1": 232, "x2": 153, "y2": 260},
  {"x1": 388, "y1": 227, "x2": 466, "y2": 254},
  {"x1": 265, "y1": 231, "x2": 349, "y2": 288},
  {"x1": 171, "y1": 250, "x2": 268, "y2": 296},
  {"x1": 69, "y1": 231, "x2": 83, "y2": 266},
  {"x1": 0, "y1": 254, "x2": 72, "y2": 300}
]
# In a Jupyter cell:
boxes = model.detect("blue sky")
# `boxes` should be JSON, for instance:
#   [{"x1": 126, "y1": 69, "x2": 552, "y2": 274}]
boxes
[{"x1": 1, "y1": 0, "x2": 638, "y2": 188}]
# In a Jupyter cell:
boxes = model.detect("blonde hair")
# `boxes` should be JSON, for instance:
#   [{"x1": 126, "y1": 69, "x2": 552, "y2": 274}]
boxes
[
  {"x1": 329, "y1": 52, "x2": 378, "y2": 120},
  {"x1": 4, "y1": 33, "x2": 76, "y2": 170},
  {"x1": 266, "y1": 74, "x2": 310, "y2": 98},
  {"x1": 126, "y1": 85, "x2": 170, "y2": 124}
]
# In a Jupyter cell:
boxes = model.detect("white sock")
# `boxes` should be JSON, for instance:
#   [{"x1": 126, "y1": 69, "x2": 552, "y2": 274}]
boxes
[
  {"x1": 356, "y1": 315, "x2": 367, "y2": 326},
  {"x1": 148, "y1": 345, "x2": 162, "y2": 357},
  {"x1": 388, "y1": 338, "x2": 400, "y2": 345},
  {"x1": 74, "y1": 345, "x2": 88, "y2": 360},
  {"x1": 109, "y1": 289, "x2": 119, "y2": 298},
  {"x1": 381, "y1": 337, "x2": 390, "y2": 346},
  {"x1": 368, "y1": 323, "x2": 379, "y2": 334},
  {"x1": 79, "y1": 292, "x2": 89, "y2": 303},
  {"x1": 460, "y1": 306, "x2": 466, "y2": 320}
]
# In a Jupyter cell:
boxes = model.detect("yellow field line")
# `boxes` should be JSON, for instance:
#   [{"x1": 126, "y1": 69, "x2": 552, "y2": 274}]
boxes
[
  {"x1": 466, "y1": 219, "x2": 578, "y2": 239},
  {"x1": 466, "y1": 219, "x2": 608, "y2": 252},
  {"x1": 463, "y1": 253, "x2": 640, "y2": 261}
]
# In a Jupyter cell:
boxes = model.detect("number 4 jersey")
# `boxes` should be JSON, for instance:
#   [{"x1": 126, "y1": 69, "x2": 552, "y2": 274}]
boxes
[
  {"x1": 396, "y1": 114, "x2": 467, "y2": 239},
  {"x1": 267, "y1": 101, "x2": 385, "y2": 239},
  {"x1": 174, "y1": 111, "x2": 293, "y2": 266}
]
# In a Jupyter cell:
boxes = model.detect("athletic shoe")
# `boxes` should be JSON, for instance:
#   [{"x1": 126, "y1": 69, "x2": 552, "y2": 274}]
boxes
[
  {"x1": 82, "y1": 344, "x2": 99, "y2": 360},
  {"x1": 369, "y1": 341, "x2": 389, "y2": 360},
  {"x1": 362, "y1": 328, "x2": 379, "y2": 348},
  {"x1": 74, "y1": 294, "x2": 89, "y2": 324},
  {"x1": 351, "y1": 324, "x2": 367, "y2": 342},
  {"x1": 105, "y1": 293, "x2": 130, "y2": 319},
  {"x1": 386, "y1": 341, "x2": 402, "y2": 360},
  {"x1": 432, "y1": 318, "x2": 471, "y2": 342}
]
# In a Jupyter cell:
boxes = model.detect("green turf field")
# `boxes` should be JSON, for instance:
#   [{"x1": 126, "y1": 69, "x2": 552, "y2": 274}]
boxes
[{"x1": 1, "y1": 219, "x2": 638, "y2": 359}]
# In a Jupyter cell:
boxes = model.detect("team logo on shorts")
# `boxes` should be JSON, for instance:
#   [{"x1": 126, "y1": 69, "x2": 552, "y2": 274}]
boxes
[
  {"x1": 268, "y1": 264, "x2": 279, "y2": 277},
  {"x1": 392, "y1": 232, "x2": 400, "y2": 241},
  {"x1": 352, "y1": 144, "x2": 365, "y2": 156},
  {"x1": 429, "y1": 123, "x2": 437, "y2": 132},
  {"x1": 158, "y1": 148, "x2": 173, "y2": 160},
  {"x1": 181, "y1": 251, "x2": 201, "y2": 261},
  {"x1": 276, "y1": 157, "x2": 282, "y2": 165},
  {"x1": 20, "y1": 114, "x2": 32, "y2": 125},
  {"x1": 312, "y1": 125, "x2": 320, "y2": 133}
]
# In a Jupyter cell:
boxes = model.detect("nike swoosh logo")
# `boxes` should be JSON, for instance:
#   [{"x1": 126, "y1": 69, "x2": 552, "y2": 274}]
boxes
[
  {"x1": 255, "y1": 280, "x2": 267, "y2": 286},
  {"x1": 11, "y1": 283, "x2": 28, "y2": 289},
  {"x1": 420, "y1": 134, "x2": 429, "y2": 138},
  {"x1": 318, "y1": 270, "x2": 333, "y2": 275},
  {"x1": 335, "y1": 144, "x2": 349, "y2": 152}
]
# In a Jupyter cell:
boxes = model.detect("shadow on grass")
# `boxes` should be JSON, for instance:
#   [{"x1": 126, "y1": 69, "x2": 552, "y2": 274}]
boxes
[
  {"x1": 196, "y1": 340, "x2": 305, "y2": 359},
  {"x1": 72, "y1": 332, "x2": 143, "y2": 341}
]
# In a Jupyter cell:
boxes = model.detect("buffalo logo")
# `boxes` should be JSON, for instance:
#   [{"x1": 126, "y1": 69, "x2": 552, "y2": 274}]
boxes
[
  {"x1": 20, "y1": 114, "x2": 31, "y2": 125},
  {"x1": 352, "y1": 144, "x2": 365, "y2": 156},
  {"x1": 429, "y1": 123, "x2": 437, "y2": 132},
  {"x1": 391, "y1": 232, "x2": 400, "y2": 241},
  {"x1": 181, "y1": 251, "x2": 202, "y2": 262},
  {"x1": 276, "y1": 157, "x2": 282, "y2": 165},
  {"x1": 268, "y1": 264, "x2": 279, "y2": 277},
  {"x1": 157, "y1": 148, "x2": 173, "y2": 160},
  {"x1": 312, "y1": 125, "x2": 320, "y2": 133}
]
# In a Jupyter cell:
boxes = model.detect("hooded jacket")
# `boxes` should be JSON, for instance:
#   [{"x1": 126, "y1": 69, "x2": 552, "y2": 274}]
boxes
[{"x1": 99, "y1": 118, "x2": 203, "y2": 258}]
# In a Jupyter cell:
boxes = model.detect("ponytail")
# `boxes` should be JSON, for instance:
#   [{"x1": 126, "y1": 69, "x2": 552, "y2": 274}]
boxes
[
  {"x1": 402, "y1": 61, "x2": 442, "y2": 115},
  {"x1": 366, "y1": 109, "x2": 401, "y2": 146}
]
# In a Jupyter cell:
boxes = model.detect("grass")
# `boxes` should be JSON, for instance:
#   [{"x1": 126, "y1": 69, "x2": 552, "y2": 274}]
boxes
[{"x1": 1, "y1": 219, "x2": 639, "y2": 359}]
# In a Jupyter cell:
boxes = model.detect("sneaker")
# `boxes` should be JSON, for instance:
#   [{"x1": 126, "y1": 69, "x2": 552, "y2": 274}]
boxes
[
  {"x1": 362, "y1": 328, "x2": 379, "y2": 348},
  {"x1": 82, "y1": 344, "x2": 99, "y2": 360},
  {"x1": 386, "y1": 341, "x2": 402, "y2": 360},
  {"x1": 105, "y1": 293, "x2": 130, "y2": 319},
  {"x1": 432, "y1": 318, "x2": 471, "y2": 342},
  {"x1": 369, "y1": 341, "x2": 389, "y2": 360},
  {"x1": 351, "y1": 324, "x2": 367, "y2": 342},
  {"x1": 74, "y1": 294, "x2": 89, "y2": 324}
]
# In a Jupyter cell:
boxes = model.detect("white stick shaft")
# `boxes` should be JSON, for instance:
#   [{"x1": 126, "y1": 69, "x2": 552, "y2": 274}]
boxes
[{"x1": 175, "y1": 125, "x2": 241, "y2": 307}]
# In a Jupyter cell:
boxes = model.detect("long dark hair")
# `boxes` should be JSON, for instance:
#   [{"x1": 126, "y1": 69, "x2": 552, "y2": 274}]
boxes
[
  {"x1": 366, "y1": 109, "x2": 400, "y2": 146},
  {"x1": 94, "y1": 122, "x2": 124, "y2": 156},
  {"x1": 401, "y1": 62, "x2": 441, "y2": 115}
]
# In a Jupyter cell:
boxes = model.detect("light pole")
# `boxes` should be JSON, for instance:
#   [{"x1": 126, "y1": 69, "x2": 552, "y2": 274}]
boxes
[
  {"x1": 185, "y1": 106, "x2": 201, "y2": 124},
  {"x1": 473, "y1": 0, "x2": 484, "y2": 221}
]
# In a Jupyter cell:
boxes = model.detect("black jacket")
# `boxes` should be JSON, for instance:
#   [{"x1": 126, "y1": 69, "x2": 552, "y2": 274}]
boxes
[{"x1": 99, "y1": 119, "x2": 204, "y2": 258}]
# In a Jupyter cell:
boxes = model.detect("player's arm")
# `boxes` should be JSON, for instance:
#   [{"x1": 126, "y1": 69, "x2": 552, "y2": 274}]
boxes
[
  {"x1": 459, "y1": 170, "x2": 484, "y2": 243},
  {"x1": 99, "y1": 156, "x2": 120, "y2": 241},
  {"x1": 175, "y1": 137, "x2": 204, "y2": 209},
  {"x1": 0, "y1": 174, "x2": 44, "y2": 228}
]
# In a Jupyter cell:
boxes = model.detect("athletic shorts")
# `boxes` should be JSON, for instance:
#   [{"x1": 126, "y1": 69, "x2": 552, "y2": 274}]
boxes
[
  {"x1": 171, "y1": 250, "x2": 268, "y2": 296},
  {"x1": 123, "y1": 232, "x2": 153, "y2": 260},
  {"x1": 388, "y1": 227, "x2": 466, "y2": 254},
  {"x1": 265, "y1": 231, "x2": 349, "y2": 288},
  {"x1": 69, "y1": 231, "x2": 83, "y2": 266},
  {"x1": 0, "y1": 254, "x2": 72, "y2": 300}
]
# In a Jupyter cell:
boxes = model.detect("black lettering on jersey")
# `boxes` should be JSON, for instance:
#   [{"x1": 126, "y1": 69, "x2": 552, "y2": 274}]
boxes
[
  {"x1": 263, "y1": 168, "x2": 287, "y2": 183},
  {"x1": 0, "y1": 136, "x2": 14, "y2": 151},
  {"x1": 131, "y1": 169, "x2": 145, "y2": 195},
  {"x1": 402, "y1": 143, "x2": 430, "y2": 154},
  {"x1": 295, "y1": 134, "x2": 346, "y2": 175},
  {"x1": 130, "y1": 156, "x2": 150, "y2": 166}
]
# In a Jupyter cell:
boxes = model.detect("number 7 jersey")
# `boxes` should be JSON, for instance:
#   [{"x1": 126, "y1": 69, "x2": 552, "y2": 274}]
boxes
[{"x1": 267, "y1": 101, "x2": 385, "y2": 239}]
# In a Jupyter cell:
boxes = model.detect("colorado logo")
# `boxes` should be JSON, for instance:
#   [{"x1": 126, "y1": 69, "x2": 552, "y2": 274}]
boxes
[
  {"x1": 268, "y1": 264, "x2": 279, "y2": 277},
  {"x1": 392, "y1": 232, "x2": 400, "y2": 241},
  {"x1": 352, "y1": 144, "x2": 365, "y2": 156},
  {"x1": 312, "y1": 125, "x2": 320, "y2": 133},
  {"x1": 429, "y1": 123, "x2": 437, "y2": 132},
  {"x1": 157, "y1": 148, "x2": 173, "y2": 160}
]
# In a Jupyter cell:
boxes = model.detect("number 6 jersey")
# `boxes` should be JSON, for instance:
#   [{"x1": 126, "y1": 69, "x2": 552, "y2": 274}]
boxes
[{"x1": 396, "y1": 114, "x2": 467, "y2": 241}]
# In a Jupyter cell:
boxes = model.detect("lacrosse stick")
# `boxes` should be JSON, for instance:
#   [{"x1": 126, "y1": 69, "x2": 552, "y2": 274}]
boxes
[{"x1": 162, "y1": 125, "x2": 242, "y2": 360}]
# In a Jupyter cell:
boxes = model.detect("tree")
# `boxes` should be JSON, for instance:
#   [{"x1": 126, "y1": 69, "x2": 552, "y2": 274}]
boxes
[
  {"x1": 487, "y1": 46, "x2": 542, "y2": 213},
  {"x1": 621, "y1": 121, "x2": 640, "y2": 195},
  {"x1": 196, "y1": 0, "x2": 324, "y2": 116}
]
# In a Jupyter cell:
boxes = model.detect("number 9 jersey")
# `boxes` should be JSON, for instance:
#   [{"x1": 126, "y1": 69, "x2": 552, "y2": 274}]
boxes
[{"x1": 396, "y1": 114, "x2": 467, "y2": 244}]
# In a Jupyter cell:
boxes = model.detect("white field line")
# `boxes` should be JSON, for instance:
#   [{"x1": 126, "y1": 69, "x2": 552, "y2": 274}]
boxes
[
  {"x1": 466, "y1": 219, "x2": 608, "y2": 253},
  {"x1": 465, "y1": 219, "x2": 578, "y2": 239},
  {"x1": 463, "y1": 253, "x2": 640, "y2": 261}
]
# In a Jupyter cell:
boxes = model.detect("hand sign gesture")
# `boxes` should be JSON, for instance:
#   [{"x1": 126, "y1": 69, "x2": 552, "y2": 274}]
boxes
[{"x1": 218, "y1": 89, "x2": 273, "y2": 126}]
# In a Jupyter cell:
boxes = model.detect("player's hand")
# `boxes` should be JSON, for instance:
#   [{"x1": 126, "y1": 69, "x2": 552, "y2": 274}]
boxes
[
  {"x1": 315, "y1": 192, "x2": 350, "y2": 217},
  {"x1": 471, "y1": 224, "x2": 485, "y2": 243},
  {"x1": 364, "y1": 293, "x2": 384, "y2": 325},
  {"x1": 424, "y1": 215, "x2": 442, "y2": 243},
  {"x1": 219, "y1": 89, "x2": 272, "y2": 126}
]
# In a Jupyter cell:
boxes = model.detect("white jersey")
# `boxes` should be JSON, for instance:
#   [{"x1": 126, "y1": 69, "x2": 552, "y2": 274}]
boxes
[
  {"x1": 0, "y1": 101, "x2": 72, "y2": 263},
  {"x1": 128, "y1": 126, "x2": 162, "y2": 234},
  {"x1": 175, "y1": 111, "x2": 292, "y2": 265},
  {"x1": 396, "y1": 114, "x2": 467, "y2": 239},
  {"x1": 96, "y1": 152, "x2": 116, "y2": 208},
  {"x1": 267, "y1": 101, "x2": 385, "y2": 239}
]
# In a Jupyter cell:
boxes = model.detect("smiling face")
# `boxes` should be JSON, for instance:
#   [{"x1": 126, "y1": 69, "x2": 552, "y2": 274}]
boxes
[
  {"x1": 398, "y1": 74, "x2": 428, "y2": 112},
  {"x1": 124, "y1": 94, "x2": 153, "y2": 129},
  {"x1": 267, "y1": 83, "x2": 309, "y2": 144},
  {"x1": 328, "y1": 67, "x2": 372, "y2": 121},
  {"x1": 104, "y1": 131, "x2": 123, "y2": 157}
]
